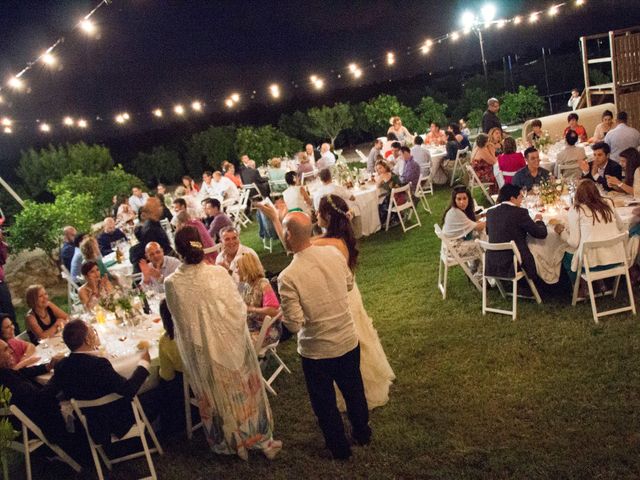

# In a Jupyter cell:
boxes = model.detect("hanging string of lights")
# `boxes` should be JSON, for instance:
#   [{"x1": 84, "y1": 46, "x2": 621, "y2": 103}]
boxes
[{"x1": 0, "y1": 0, "x2": 587, "y2": 136}]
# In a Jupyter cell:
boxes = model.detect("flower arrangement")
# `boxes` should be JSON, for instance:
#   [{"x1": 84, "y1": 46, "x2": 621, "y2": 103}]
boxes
[
  {"x1": 331, "y1": 161, "x2": 356, "y2": 188},
  {"x1": 539, "y1": 177, "x2": 566, "y2": 205},
  {"x1": 98, "y1": 287, "x2": 141, "y2": 320},
  {"x1": 533, "y1": 130, "x2": 552, "y2": 152}
]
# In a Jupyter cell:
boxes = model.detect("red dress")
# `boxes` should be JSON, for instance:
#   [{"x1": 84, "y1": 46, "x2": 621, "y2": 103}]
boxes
[
  {"x1": 472, "y1": 158, "x2": 498, "y2": 194},
  {"x1": 498, "y1": 152, "x2": 526, "y2": 184},
  {"x1": 564, "y1": 125, "x2": 587, "y2": 142}
]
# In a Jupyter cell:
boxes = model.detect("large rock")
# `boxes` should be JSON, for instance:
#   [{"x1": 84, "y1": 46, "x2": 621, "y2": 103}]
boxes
[{"x1": 4, "y1": 249, "x2": 66, "y2": 307}]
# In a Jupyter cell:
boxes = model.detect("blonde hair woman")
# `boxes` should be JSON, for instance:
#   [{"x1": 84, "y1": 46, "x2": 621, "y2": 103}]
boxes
[
  {"x1": 25, "y1": 284, "x2": 68, "y2": 343},
  {"x1": 386, "y1": 116, "x2": 413, "y2": 145},
  {"x1": 487, "y1": 127, "x2": 504, "y2": 156}
]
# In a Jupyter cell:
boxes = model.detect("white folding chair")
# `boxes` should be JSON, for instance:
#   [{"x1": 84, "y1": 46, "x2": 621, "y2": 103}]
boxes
[
  {"x1": 384, "y1": 184, "x2": 421, "y2": 233},
  {"x1": 3, "y1": 405, "x2": 82, "y2": 480},
  {"x1": 159, "y1": 219, "x2": 174, "y2": 247},
  {"x1": 414, "y1": 174, "x2": 432, "y2": 214},
  {"x1": 355, "y1": 149, "x2": 369, "y2": 163},
  {"x1": 476, "y1": 239, "x2": 542, "y2": 320},
  {"x1": 227, "y1": 189, "x2": 252, "y2": 229},
  {"x1": 571, "y1": 232, "x2": 636, "y2": 323},
  {"x1": 301, "y1": 170, "x2": 317, "y2": 185},
  {"x1": 253, "y1": 313, "x2": 291, "y2": 396},
  {"x1": 434, "y1": 224, "x2": 482, "y2": 298},
  {"x1": 242, "y1": 182, "x2": 264, "y2": 202},
  {"x1": 466, "y1": 164, "x2": 496, "y2": 205},
  {"x1": 60, "y1": 265, "x2": 82, "y2": 310},
  {"x1": 449, "y1": 147, "x2": 470, "y2": 186},
  {"x1": 268, "y1": 179, "x2": 288, "y2": 199},
  {"x1": 71, "y1": 394, "x2": 163, "y2": 480},
  {"x1": 182, "y1": 374, "x2": 203, "y2": 440}
]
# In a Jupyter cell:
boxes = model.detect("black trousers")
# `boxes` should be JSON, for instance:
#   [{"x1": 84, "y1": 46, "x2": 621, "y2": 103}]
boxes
[
  {"x1": 301, "y1": 344, "x2": 371, "y2": 458},
  {"x1": 0, "y1": 281, "x2": 17, "y2": 330}
]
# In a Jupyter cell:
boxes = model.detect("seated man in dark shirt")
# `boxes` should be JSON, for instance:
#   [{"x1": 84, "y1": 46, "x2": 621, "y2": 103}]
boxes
[
  {"x1": 60, "y1": 226, "x2": 77, "y2": 272},
  {"x1": 97, "y1": 217, "x2": 127, "y2": 256},
  {"x1": 485, "y1": 184, "x2": 547, "y2": 283},
  {"x1": 579, "y1": 141, "x2": 622, "y2": 192},
  {"x1": 512, "y1": 147, "x2": 550, "y2": 191},
  {"x1": 140, "y1": 197, "x2": 173, "y2": 255},
  {"x1": 45, "y1": 320, "x2": 151, "y2": 446}
]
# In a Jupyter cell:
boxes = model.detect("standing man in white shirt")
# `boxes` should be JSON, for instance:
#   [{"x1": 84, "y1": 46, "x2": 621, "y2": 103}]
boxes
[
  {"x1": 605, "y1": 111, "x2": 640, "y2": 162},
  {"x1": 316, "y1": 143, "x2": 336, "y2": 170},
  {"x1": 278, "y1": 212, "x2": 370, "y2": 460},
  {"x1": 567, "y1": 88, "x2": 581, "y2": 111},
  {"x1": 128, "y1": 187, "x2": 149, "y2": 215}
]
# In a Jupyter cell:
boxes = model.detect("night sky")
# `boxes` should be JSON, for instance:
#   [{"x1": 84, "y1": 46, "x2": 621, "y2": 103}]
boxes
[{"x1": 0, "y1": 0, "x2": 639, "y2": 132}]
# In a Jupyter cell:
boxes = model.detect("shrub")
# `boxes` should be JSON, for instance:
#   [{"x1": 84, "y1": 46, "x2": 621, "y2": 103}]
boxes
[
  {"x1": 184, "y1": 126, "x2": 237, "y2": 176},
  {"x1": 362, "y1": 94, "x2": 419, "y2": 135},
  {"x1": 234, "y1": 126, "x2": 302, "y2": 166},
  {"x1": 132, "y1": 146, "x2": 183, "y2": 186},
  {"x1": 416, "y1": 96, "x2": 448, "y2": 132},
  {"x1": 500, "y1": 85, "x2": 546, "y2": 124},
  {"x1": 16, "y1": 142, "x2": 113, "y2": 198},
  {"x1": 306, "y1": 103, "x2": 354, "y2": 147},
  {"x1": 9, "y1": 192, "x2": 95, "y2": 265},
  {"x1": 278, "y1": 111, "x2": 317, "y2": 143}
]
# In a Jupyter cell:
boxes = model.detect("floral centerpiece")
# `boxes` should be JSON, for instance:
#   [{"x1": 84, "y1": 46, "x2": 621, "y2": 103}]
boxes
[
  {"x1": 539, "y1": 177, "x2": 566, "y2": 206},
  {"x1": 98, "y1": 287, "x2": 143, "y2": 321},
  {"x1": 533, "y1": 129, "x2": 552, "y2": 153},
  {"x1": 331, "y1": 161, "x2": 356, "y2": 188}
]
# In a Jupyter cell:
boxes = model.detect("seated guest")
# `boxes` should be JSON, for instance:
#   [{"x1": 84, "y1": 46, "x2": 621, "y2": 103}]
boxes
[
  {"x1": 129, "y1": 226, "x2": 146, "y2": 275},
  {"x1": 316, "y1": 143, "x2": 337, "y2": 170},
  {"x1": 305, "y1": 143, "x2": 320, "y2": 165},
  {"x1": 139, "y1": 242, "x2": 181, "y2": 288},
  {"x1": 25, "y1": 284, "x2": 68, "y2": 344},
  {"x1": 497, "y1": 137, "x2": 526, "y2": 184},
  {"x1": 588, "y1": 109, "x2": 614, "y2": 143},
  {"x1": 606, "y1": 147, "x2": 640, "y2": 198},
  {"x1": 399, "y1": 146, "x2": 421, "y2": 196},
  {"x1": 459, "y1": 118, "x2": 471, "y2": 136},
  {"x1": 471, "y1": 133, "x2": 498, "y2": 194},
  {"x1": 237, "y1": 253, "x2": 281, "y2": 348},
  {"x1": 128, "y1": 186, "x2": 149, "y2": 215},
  {"x1": 283, "y1": 171, "x2": 312, "y2": 215},
  {"x1": 385, "y1": 141, "x2": 402, "y2": 164},
  {"x1": 212, "y1": 171, "x2": 240, "y2": 201},
  {"x1": 512, "y1": 147, "x2": 550, "y2": 191},
  {"x1": 448, "y1": 123, "x2": 471, "y2": 149},
  {"x1": 60, "y1": 225, "x2": 77, "y2": 272},
  {"x1": 267, "y1": 158, "x2": 287, "y2": 193},
  {"x1": 526, "y1": 119, "x2": 544, "y2": 146},
  {"x1": 554, "y1": 180, "x2": 623, "y2": 288},
  {"x1": 442, "y1": 186, "x2": 485, "y2": 273},
  {"x1": 410, "y1": 136, "x2": 431, "y2": 176},
  {"x1": 579, "y1": 141, "x2": 622, "y2": 192},
  {"x1": 156, "y1": 183, "x2": 173, "y2": 207},
  {"x1": 222, "y1": 161, "x2": 243, "y2": 187},
  {"x1": 564, "y1": 112, "x2": 587, "y2": 143},
  {"x1": 367, "y1": 139, "x2": 383, "y2": 173},
  {"x1": 0, "y1": 313, "x2": 36, "y2": 368},
  {"x1": 181, "y1": 175, "x2": 199, "y2": 195},
  {"x1": 203, "y1": 198, "x2": 233, "y2": 242},
  {"x1": 239, "y1": 155, "x2": 270, "y2": 197},
  {"x1": 171, "y1": 197, "x2": 188, "y2": 227},
  {"x1": 97, "y1": 217, "x2": 127, "y2": 256},
  {"x1": 173, "y1": 187, "x2": 202, "y2": 219},
  {"x1": 488, "y1": 127, "x2": 504, "y2": 156},
  {"x1": 78, "y1": 261, "x2": 114, "y2": 312},
  {"x1": 297, "y1": 152, "x2": 314, "y2": 180},
  {"x1": 80, "y1": 236, "x2": 113, "y2": 281},
  {"x1": 605, "y1": 111, "x2": 640, "y2": 162},
  {"x1": 240, "y1": 154, "x2": 257, "y2": 170},
  {"x1": 140, "y1": 197, "x2": 173, "y2": 254},
  {"x1": 382, "y1": 132, "x2": 398, "y2": 157},
  {"x1": 375, "y1": 160, "x2": 402, "y2": 224},
  {"x1": 556, "y1": 130, "x2": 586, "y2": 178},
  {"x1": 445, "y1": 131, "x2": 460, "y2": 161},
  {"x1": 387, "y1": 116, "x2": 413, "y2": 145},
  {"x1": 70, "y1": 232, "x2": 88, "y2": 283},
  {"x1": 45, "y1": 320, "x2": 151, "y2": 447},
  {"x1": 215, "y1": 226, "x2": 260, "y2": 283},
  {"x1": 156, "y1": 193, "x2": 173, "y2": 222},
  {"x1": 424, "y1": 122, "x2": 446, "y2": 145},
  {"x1": 485, "y1": 184, "x2": 547, "y2": 282},
  {"x1": 312, "y1": 168, "x2": 355, "y2": 211},
  {"x1": 175, "y1": 211, "x2": 216, "y2": 263},
  {"x1": 199, "y1": 171, "x2": 217, "y2": 200},
  {"x1": 115, "y1": 196, "x2": 136, "y2": 226}
]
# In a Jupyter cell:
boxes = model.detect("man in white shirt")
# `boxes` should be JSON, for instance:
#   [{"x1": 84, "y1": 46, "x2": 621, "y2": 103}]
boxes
[
  {"x1": 139, "y1": 241, "x2": 181, "y2": 286},
  {"x1": 316, "y1": 143, "x2": 336, "y2": 170},
  {"x1": 305, "y1": 143, "x2": 319, "y2": 167},
  {"x1": 312, "y1": 168, "x2": 355, "y2": 211},
  {"x1": 567, "y1": 88, "x2": 580, "y2": 111},
  {"x1": 605, "y1": 111, "x2": 640, "y2": 162},
  {"x1": 366, "y1": 139, "x2": 382, "y2": 173},
  {"x1": 278, "y1": 212, "x2": 370, "y2": 460},
  {"x1": 128, "y1": 187, "x2": 149, "y2": 215},
  {"x1": 212, "y1": 171, "x2": 239, "y2": 201},
  {"x1": 199, "y1": 171, "x2": 218, "y2": 199},
  {"x1": 411, "y1": 136, "x2": 431, "y2": 176},
  {"x1": 215, "y1": 226, "x2": 259, "y2": 283}
]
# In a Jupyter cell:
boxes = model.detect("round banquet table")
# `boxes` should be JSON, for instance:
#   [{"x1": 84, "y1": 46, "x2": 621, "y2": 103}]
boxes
[
  {"x1": 527, "y1": 197, "x2": 639, "y2": 284},
  {"x1": 104, "y1": 251, "x2": 134, "y2": 279},
  {"x1": 427, "y1": 147, "x2": 448, "y2": 185},
  {"x1": 351, "y1": 183, "x2": 381, "y2": 236}
]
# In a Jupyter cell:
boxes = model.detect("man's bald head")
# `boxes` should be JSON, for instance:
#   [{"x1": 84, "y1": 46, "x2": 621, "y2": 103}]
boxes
[
  {"x1": 145, "y1": 241, "x2": 164, "y2": 266},
  {"x1": 103, "y1": 217, "x2": 116, "y2": 233},
  {"x1": 282, "y1": 212, "x2": 312, "y2": 253}
]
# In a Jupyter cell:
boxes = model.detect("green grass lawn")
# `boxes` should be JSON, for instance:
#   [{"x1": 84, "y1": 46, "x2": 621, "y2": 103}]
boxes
[{"x1": 10, "y1": 187, "x2": 640, "y2": 479}]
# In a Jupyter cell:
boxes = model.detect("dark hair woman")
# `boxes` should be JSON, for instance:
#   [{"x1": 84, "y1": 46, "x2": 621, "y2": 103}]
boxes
[
  {"x1": 612, "y1": 148, "x2": 640, "y2": 198},
  {"x1": 317, "y1": 195, "x2": 359, "y2": 271}
]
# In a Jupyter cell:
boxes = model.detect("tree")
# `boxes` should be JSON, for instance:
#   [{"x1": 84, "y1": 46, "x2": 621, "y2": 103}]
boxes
[
  {"x1": 455, "y1": 86, "x2": 489, "y2": 123},
  {"x1": 49, "y1": 165, "x2": 144, "y2": 221},
  {"x1": 234, "y1": 126, "x2": 302, "y2": 165},
  {"x1": 184, "y1": 126, "x2": 237, "y2": 176},
  {"x1": 306, "y1": 103, "x2": 354, "y2": 147},
  {"x1": 362, "y1": 94, "x2": 419, "y2": 136},
  {"x1": 9, "y1": 192, "x2": 95, "y2": 266},
  {"x1": 132, "y1": 146, "x2": 183, "y2": 186},
  {"x1": 16, "y1": 142, "x2": 113, "y2": 198},
  {"x1": 500, "y1": 85, "x2": 546, "y2": 124},
  {"x1": 415, "y1": 96, "x2": 448, "y2": 132},
  {"x1": 278, "y1": 110, "x2": 317, "y2": 143}
]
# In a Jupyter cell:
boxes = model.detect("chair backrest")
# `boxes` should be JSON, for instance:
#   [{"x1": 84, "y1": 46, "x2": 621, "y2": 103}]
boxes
[
  {"x1": 476, "y1": 239, "x2": 522, "y2": 274},
  {"x1": 557, "y1": 162, "x2": 581, "y2": 178},
  {"x1": 455, "y1": 146, "x2": 469, "y2": 162},
  {"x1": 203, "y1": 244, "x2": 222, "y2": 255},
  {"x1": 355, "y1": 149, "x2": 368, "y2": 162},
  {"x1": 253, "y1": 311, "x2": 282, "y2": 354},
  {"x1": 466, "y1": 164, "x2": 495, "y2": 205},
  {"x1": 580, "y1": 232, "x2": 628, "y2": 270},
  {"x1": 72, "y1": 393, "x2": 123, "y2": 409},
  {"x1": 301, "y1": 171, "x2": 316, "y2": 185},
  {"x1": 389, "y1": 183, "x2": 414, "y2": 209}
]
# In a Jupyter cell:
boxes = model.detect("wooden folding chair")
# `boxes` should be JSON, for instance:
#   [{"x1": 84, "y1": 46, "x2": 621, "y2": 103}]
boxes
[
  {"x1": 253, "y1": 313, "x2": 291, "y2": 396},
  {"x1": 414, "y1": 174, "x2": 433, "y2": 214},
  {"x1": 182, "y1": 374, "x2": 203, "y2": 440},
  {"x1": 466, "y1": 164, "x2": 496, "y2": 205},
  {"x1": 434, "y1": 224, "x2": 482, "y2": 298},
  {"x1": 385, "y1": 184, "x2": 421, "y2": 233},
  {"x1": 449, "y1": 146, "x2": 469, "y2": 186}
]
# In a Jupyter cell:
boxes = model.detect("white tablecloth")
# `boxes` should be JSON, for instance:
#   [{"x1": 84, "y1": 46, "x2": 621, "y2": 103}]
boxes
[
  {"x1": 104, "y1": 251, "x2": 134, "y2": 278},
  {"x1": 35, "y1": 314, "x2": 163, "y2": 392},
  {"x1": 352, "y1": 184, "x2": 381, "y2": 236},
  {"x1": 528, "y1": 200, "x2": 639, "y2": 284},
  {"x1": 428, "y1": 148, "x2": 448, "y2": 185}
]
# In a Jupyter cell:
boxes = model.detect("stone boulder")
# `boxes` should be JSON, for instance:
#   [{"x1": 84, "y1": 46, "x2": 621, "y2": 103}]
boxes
[{"x1": 4, "y1": 249, "x2": 66, "y2": 307}]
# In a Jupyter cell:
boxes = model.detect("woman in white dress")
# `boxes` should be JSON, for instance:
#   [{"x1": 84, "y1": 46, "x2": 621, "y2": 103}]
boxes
[
  {"x1": 442, "y1": 186, "x2": 486, "y2": 267},
  {"x1": 258, "y1": 195, "x2": 395, "y2": 410},
  {"x1": 164, "y1": 226, "x2": 281, "y2": 460}
]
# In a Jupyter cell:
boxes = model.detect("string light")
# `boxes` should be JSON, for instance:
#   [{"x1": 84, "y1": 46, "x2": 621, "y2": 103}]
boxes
[
  {"x1": 348, "y1": 63, "x2": 358, "y2": 74},
  {"x1": 1, "y1": 118, "x2": 12, "y2": 127},
  {"x1": 153, "y1": 108, "x2": 163, "y2": 117},
  {"x1": 77, "y1": 119, "x2": 88, "y2": 128},
  {"x1": 115, "y1": 114, "x2": 126, "y2": 124},
  {"x1": 39, "y1": 123, "x2": 51, "y2": 133},
  {"x1": 173, "y1": 104, "x2": 185, "y2": 115},
  {"x1": 224, "y1": 99, "x2": 234, "y2": 108},
  {"x1": 7, "y1": 77, "x2": 24, "y2": 90},
  {"x1": 514, "y1": 15, "x2": 522, "y2": 24},
  {"x1": 41, "y1": 52, "x2": 57, "y2": 66},
  {"x1": 122, "y1": 112, "x2": 130, "y2": 120},
  {"x1": 529, "y1": 12, "x2": 539, "y2": 23},
  {"x1": 576, "y1": 0, "x2": 585, "y2": 5},
  {"x1": 63, "y1": 116, "x2": 74, "y2": 126},
  {"x1": 450, "y1": 31, "x2": 460, "y2": 41},
  {"x1": 549, "y1": 5, "x2": 560, "y2": 16},
  {"x1": 3, "y1": 127, "x2": 11, "y2": 135},
  {"x1": 269, "y1": 84, "x2": 280, "y2": 98},
  {"x1": 386, "y1": 52, "x2": 395, "y2": 66},
  {"x1": 191, "y1": 100, "x2": 203, "y2": 111},
  {"x1": 79, "y1": 19, "x2": 96, "y2": 35},
  {"x1": 497, "y1": 19, "x2": 507, "y2": 28},
  {"x1": 353, "y1": 69, "x2": 362, "y2": 79},
  {"x1": 230, "y1": 93, "x2": 240, "y2": 103},
  {"x1": 314, "y1": 79, "x2": 324, "y2": 90}
]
